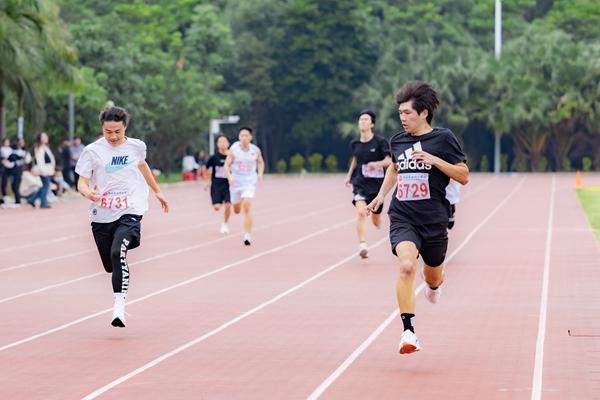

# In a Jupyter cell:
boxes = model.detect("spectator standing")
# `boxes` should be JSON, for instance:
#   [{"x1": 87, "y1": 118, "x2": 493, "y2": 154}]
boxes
[
  {"x1": 60, "y1": 138, "x2": 73, "y2": 186},
  {"x1": 70, "y1": 137, "x2": 85, "y2": 189},
  {"x1": 30, "y1": 132, "x2": 56, "y2": 209}
]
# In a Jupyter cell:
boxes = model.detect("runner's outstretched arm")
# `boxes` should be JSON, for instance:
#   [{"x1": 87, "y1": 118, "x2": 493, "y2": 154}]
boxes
[
  {"x1": 367, "y1": 155, "x2": 392, "y2": 170},
  {"x1": 224, "y1": 152, "x2": 235, "y2": 186},
  {"x1": 202, "y1": 165, "x2": 212, "y2": 190},
  {"x1": 411, "y1": 151, "x2": 469, "y2": 185},
  {"x1": 138, "y1": 161, "x2": 169, "y2": 212},
  {"x1": 77, "y1": 176, "x2": 101, "y2": 202},
  {"x1": 345, "y1": 157, "x2": 357, "y2": 187},
  {"x1": 367, "y1": 163, "x2": 397, "y2": 214},
  {"x1": 257, "y1": 153, "x2": 265, "y2": 181}
]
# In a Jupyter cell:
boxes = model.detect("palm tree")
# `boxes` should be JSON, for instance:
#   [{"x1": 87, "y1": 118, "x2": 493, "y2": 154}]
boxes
[{"x1": 0, "y1": 0, "x2": 76, "y2": 139}]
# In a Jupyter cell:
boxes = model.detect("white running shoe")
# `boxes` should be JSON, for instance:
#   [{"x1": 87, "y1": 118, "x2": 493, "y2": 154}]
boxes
[
  {"x1": 111, "y1": 298, "x2": 126, "y2": 328},
  {"x1": 398, "y1": 329, "x2": 421, "y2": 354},
  {"x1": 220, "y1": 223, "x2": 230, "y2": 234},
  {"x1": 244, "y1": 233, "x2": 252, "y2": 246},
  {"x1": 424, "y1": 285, "x2": 442, "y2": 304},
  {"x1": 359, "y1": 242, "x2": 368, "y2": 259}
]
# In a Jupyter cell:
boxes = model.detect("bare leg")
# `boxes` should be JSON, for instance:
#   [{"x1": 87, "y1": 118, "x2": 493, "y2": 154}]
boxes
[
  {"x1": 242, "y1": 198, "x2": 253, "y2": 233},
  {"x1": 395, "y1": 241, "x2": 419, "y2": 313},
  {"x1": 423, "y1": 263, "x2": 444, "y2": 289},
  {"x1": 224, "y1": 202, "x2": 231, "y2": 224},
  {"x1": 371, "y1": 212, "x2": 381, "y2": 229},
  {"x1": 233, "y1": 202, "x2": 242, "y2": 215},
  {"x1": 355, "y1": 201, "x2": 367, "y2": 242}
]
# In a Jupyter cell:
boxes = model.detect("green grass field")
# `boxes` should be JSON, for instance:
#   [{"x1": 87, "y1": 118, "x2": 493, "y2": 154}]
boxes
[
  {"x1": 156, "y1": 172, "x2": 183, "y2": 184},
  {"x1": 577, "y1": 187, "x2": 600, "y2": 246}
]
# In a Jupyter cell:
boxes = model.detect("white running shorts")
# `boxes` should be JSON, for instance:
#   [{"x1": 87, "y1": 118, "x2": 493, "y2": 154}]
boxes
[{"x1": 230, "y1": 184, "x2": 256, "y2": 204}]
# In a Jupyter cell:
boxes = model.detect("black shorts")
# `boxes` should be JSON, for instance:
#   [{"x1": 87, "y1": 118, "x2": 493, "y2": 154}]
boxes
[
  {"x1": 389, "y1": 219, "x2": 448, "y2": 267},
  {"x1": 91, "y1": 214, "x2": 142, "y2": 293},
  {"x1": 351, "y1": 191, "x2": 383, "y2": 215},
  {"x1": 211, "y1": 184, "x2": 230, "y2": 205}
]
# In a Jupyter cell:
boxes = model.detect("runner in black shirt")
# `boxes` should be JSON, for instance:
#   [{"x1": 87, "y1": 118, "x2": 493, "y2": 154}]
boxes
[
  {"x1": 204, "y1": 135, "x2": 231, "y2": 234},
  {"x1": 368, "y1": 81, "x2": 469, "y2": 354},
  {"x1": 344, "y1": 110, "x2": 391, "y2": 259}
]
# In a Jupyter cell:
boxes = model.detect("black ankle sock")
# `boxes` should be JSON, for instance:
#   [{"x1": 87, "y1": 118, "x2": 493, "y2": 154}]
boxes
[{"x1": 401, "y1": 313, "x2": 415, "y2": 333}]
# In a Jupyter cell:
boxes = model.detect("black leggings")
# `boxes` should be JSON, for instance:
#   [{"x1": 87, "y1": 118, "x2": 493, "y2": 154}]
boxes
[
  {"x1": 91, "y1": 215, "x2": 142, "y2": 293},
  {"x1": 1, "y1": 168, "x2": 22, "y2": 203}
]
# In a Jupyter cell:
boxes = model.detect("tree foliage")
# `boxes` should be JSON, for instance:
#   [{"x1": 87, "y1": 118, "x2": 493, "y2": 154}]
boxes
[{"x1": 2, "y1": 0, "x2": 600, "y2": 172}]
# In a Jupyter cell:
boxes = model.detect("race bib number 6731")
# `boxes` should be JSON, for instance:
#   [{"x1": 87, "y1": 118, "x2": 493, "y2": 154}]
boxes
[
  {"x1": 100, "y1": 195, "x2": 129, "y2": 209},
  {"x1": 396, "y1": 173, "x2": 431, "y2": 201}
]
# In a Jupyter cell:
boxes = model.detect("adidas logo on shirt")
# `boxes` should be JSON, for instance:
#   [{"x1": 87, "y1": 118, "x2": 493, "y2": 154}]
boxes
[{"x1": 396, "y1": 141, "x2": 432, "y2": 171}]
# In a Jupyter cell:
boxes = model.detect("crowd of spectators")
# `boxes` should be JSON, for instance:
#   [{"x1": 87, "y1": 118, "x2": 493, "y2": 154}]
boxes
[{"x1": 0, "y1": 133, "x2": 85, "y2": 209}]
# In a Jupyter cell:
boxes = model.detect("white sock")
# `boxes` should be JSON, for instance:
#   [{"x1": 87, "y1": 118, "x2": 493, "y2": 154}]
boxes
[
  {"x1": 114, "y1": 292, "x2": 126, "y2": 305},
  {"x1": 244, "y1": 233, "x2": 251, "y2": 241}
]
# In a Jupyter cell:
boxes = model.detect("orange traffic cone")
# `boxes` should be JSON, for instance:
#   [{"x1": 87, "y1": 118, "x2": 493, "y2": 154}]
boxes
[{"x1": 575, "y1": 170, "x2": 582, "y2": 188}]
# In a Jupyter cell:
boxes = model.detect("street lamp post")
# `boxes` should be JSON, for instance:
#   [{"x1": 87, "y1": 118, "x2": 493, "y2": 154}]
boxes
[
  {"x1": 68, "y1": 92, "x2": 75, "y2": 143},
  {"x1": 493, "y1": 0, "x2": 502, "y2": 173},
  {"x1": 209, "y1": 115, "x2": 240, "y2": 155}
]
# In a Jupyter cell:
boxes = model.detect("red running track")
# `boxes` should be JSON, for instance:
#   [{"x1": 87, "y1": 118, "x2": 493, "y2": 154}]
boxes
[{"x1": 0, "y1": 174, "x2": 598, "y2": 399}]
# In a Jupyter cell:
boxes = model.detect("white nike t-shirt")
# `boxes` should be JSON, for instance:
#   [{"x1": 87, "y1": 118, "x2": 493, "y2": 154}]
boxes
[
  {"x1": 75, "y1": 137, "x2": 149, "y2": 223},
  {"x1": 230, "y1": 142, "x2": 260, "y2": 186}
]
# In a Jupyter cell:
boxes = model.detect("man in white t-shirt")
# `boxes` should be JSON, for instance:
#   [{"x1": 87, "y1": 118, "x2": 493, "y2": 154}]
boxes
[
  {"x1": 224, "y1": 127, "x2": 264, "y2": 246},
  {"x1": 75, "y1": 106, "x2": 169, "y2": 328}
]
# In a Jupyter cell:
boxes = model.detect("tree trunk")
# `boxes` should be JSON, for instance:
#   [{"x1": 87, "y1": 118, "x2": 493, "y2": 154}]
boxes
[
  {"x1": 17, "y1": 91, "x2": 25, "y2": 139},
  {"x1": 0, "y1": 87, "x2": 6, "y2": 140},
  {"x1": 550, "y1": 119, "x2": 576, "y2": 171}
]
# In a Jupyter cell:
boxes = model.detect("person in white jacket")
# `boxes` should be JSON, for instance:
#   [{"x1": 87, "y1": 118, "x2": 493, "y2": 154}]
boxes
[
  {"x1": 28, "y1": 132, "x2": 55, "y2": 208},
  {"x1": 20, "y1": 163, "x2": 43, "y2": 200}
]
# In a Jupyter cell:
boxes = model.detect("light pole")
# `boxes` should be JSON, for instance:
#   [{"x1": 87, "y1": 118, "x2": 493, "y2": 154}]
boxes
[
  {"x1": 209, "y1": 115, "x2": 240, "y2": 155},
  {"x1": 493, "y1": 0, "x2": 502, "y2": 173},
  {"x1": 68, "y1": 92, "x2": 75, "y2": 142}
]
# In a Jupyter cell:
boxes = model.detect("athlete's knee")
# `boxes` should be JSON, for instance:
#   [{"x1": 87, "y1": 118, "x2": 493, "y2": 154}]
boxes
[
  {"x1": 242, "y1": 200, "x2": 252, "y2": 213},
  {"x1": 233, "y1": 204, "x2": 241, "y2": 214},
  {"x1": 357, "y1": 207, "x2": 368, "y2": 219},
  {"x1": 213, "y1": 204, "x2": 221, "y2": 211},
  {"x1": 397, "y1": 257, "x2": 416, "y2": 279}
]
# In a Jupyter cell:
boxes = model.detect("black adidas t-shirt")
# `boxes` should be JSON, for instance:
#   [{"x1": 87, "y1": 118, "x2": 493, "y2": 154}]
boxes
[
  {"x1": 205, "y1": 152, "x2": 229, "y2": 187},
  {"x1": 388, "y1": 127, "x2": 466, "y2": 225},
  {"x1": 350, "y1": 135, "x2": 390, "y2": 196}
]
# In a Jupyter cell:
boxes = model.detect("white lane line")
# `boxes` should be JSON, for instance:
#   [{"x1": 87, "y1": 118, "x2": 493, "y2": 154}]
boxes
[
  {"x1": 0, "y1": 199, "x2": 314, "y2": 272},
  {"x1": 0, "y1": 250, "x2": 94, "y2": 274},
  {"x1": 81, "y1": 236, "x2": 389, "y2": 400},
  {"x1": 0, "y1": 218, "x2": 353, "y2": 353},
  {"x1": 0, "y1": 234, "x2": 81, "y2": 254},
  {"x1": 0, "y1": 205, "x2": 344, "y2": 304},
  {"x1": 306, "y1": 176, "x2": 528, "y2": 399},
  {"x1": 531, "y1": 175, "x2": 556, "y2": 400}
]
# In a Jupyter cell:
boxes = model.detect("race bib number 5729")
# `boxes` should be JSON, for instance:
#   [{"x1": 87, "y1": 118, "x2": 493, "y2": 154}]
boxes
[{"x1": 396, "y1": 173, "x2": 430, "y2": 201}]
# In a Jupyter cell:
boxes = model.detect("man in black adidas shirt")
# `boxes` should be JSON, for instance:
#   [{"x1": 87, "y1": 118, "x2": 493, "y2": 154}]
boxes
[
  {"x1": 368, "y1": 81, "x2": 469, "y2": 355},
  {"x1": 344, "y1": 110, "x2": 391, "y2": 259},
  {"x1": 204, "y1": 135, "x2": 232, "y2": 234}
]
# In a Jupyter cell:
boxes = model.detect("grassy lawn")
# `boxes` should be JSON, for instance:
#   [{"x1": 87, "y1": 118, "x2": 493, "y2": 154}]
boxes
[
  {"x1": 577, "y1": 186, "x2": 600, "y2": 246},
  {"x1": 156, "y1": 172, "x2": 183, "y2": 184}
]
